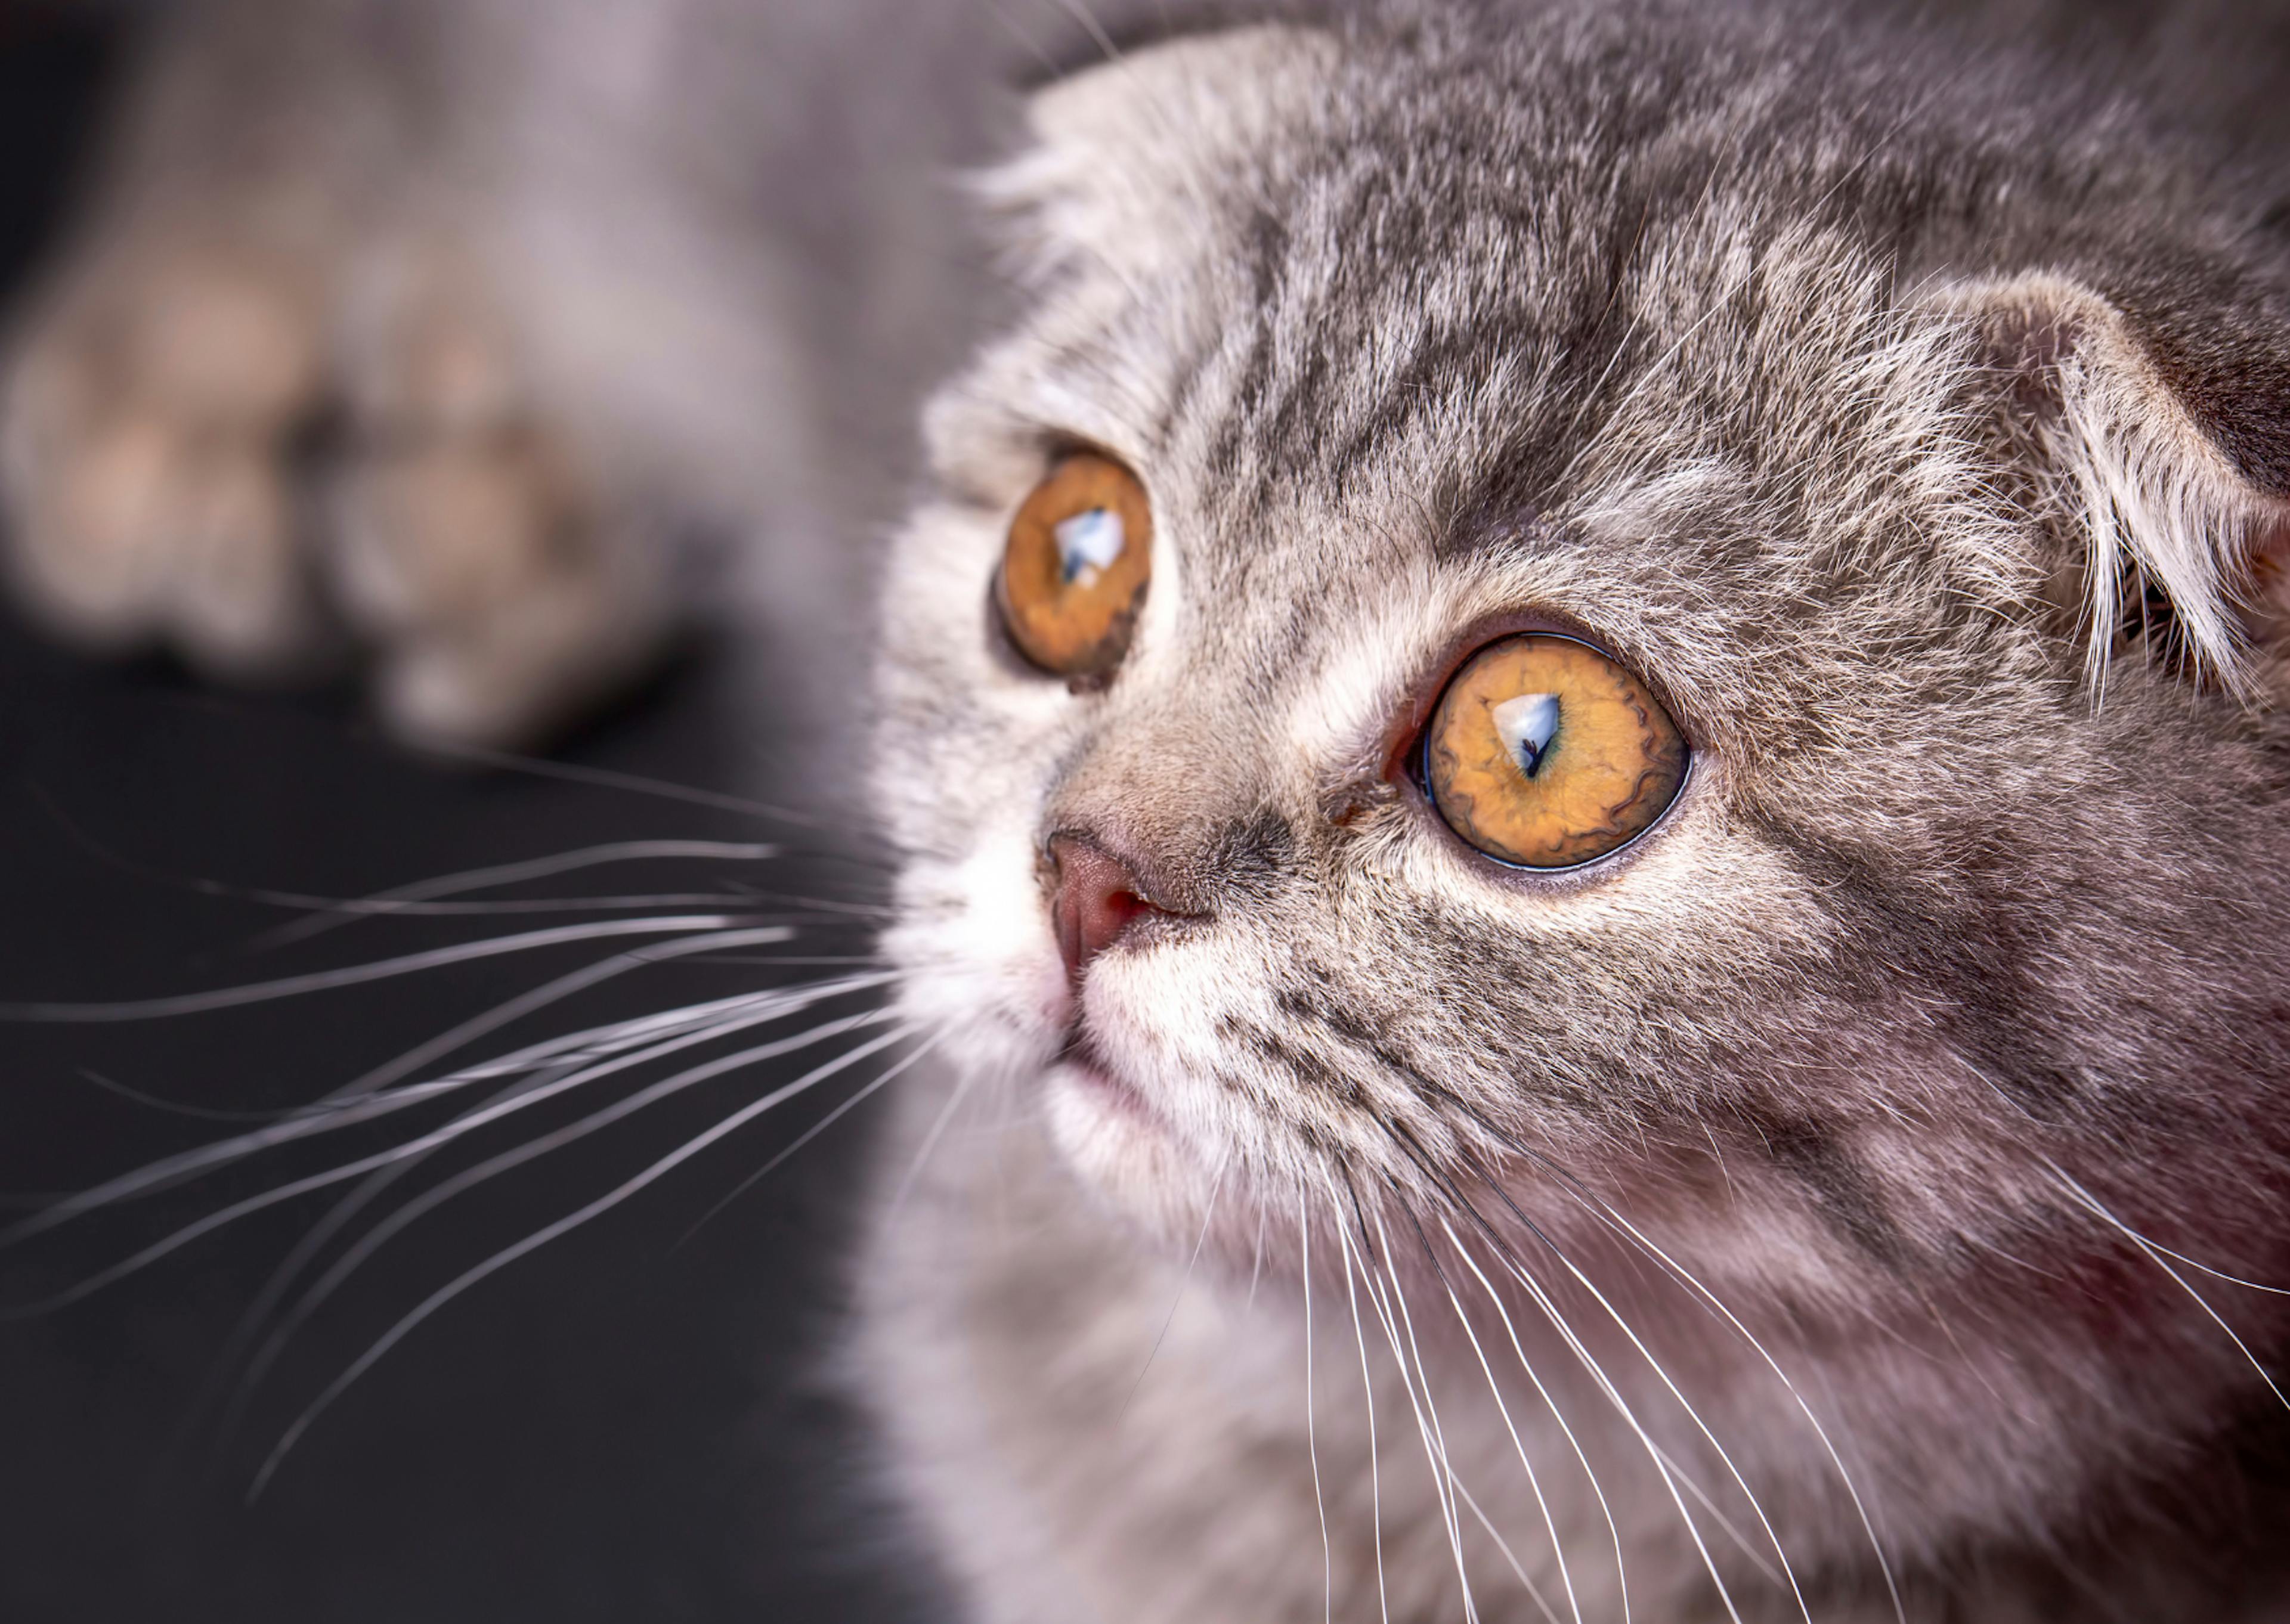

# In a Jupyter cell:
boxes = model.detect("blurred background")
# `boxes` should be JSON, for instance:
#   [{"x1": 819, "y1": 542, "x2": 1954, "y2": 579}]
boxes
[{"x1": 0, "y1": 7, "x2": 934, "y2": 1618}]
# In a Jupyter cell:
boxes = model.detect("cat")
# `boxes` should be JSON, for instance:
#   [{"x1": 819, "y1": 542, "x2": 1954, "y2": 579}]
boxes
[
  {"x1": 13, "y1": 1, "x2": 2290, "y2": 1620},
  {"x1": 858, "y1": 2, "x2": 2290, "y2": 1619}
]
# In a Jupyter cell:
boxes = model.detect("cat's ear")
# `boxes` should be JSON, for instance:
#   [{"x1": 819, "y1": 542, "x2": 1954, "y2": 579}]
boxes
[
  {"x1": 979, "y1": 20, "x2": 1342, "y2": 290},
  {"x1": 1935, "y1": 270, "x2": 2290, "y2": 698}
]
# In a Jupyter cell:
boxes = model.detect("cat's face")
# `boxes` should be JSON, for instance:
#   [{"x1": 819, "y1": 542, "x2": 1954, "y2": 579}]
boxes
[{"x1": 874, "y1": 6, "x2": 2290, "y2": 1513}]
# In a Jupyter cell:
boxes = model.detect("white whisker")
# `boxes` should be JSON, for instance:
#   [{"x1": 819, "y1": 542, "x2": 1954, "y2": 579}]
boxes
[
  {"x1": 1335, "y1": 1195, "x2": 1392, "y2": 1624},
  {"x1": 1300, "y1": 1189, "x2": 1333, "y2": 1624},
  {"x1": 2046, "y1": 1160, "x2": 2289, "y2": 1411},
  {"x1": 1120, "y1": 1159, "x2": 1227, "y2": 1420},
  {"x1": 231, "y1": 1011, "x2": 915, "y2": 1417},
  {"x1": 398, "y1": 738, "x2": 839, "y2": 830},
  {"x1": 1359, "y1": 1208, "x2": 1481, "y2": 1624},
  {"x1": 1248, "y1": 1199, "x2": 1268, "y2": 1312},
  {"x1": 2044, "y1": 1159, "x2": 2290, "y2": 1296},
  {"x1": 1443, "y1": 1223, "x2": 1628, "y2": 1624},
  {"x1": 1554, "y1": 1186, "x2": 1904, "y2": 1623},
  {"x1": 198, "y1": 1063, "x2": 583, "y2": 1457},
  {"x1": 1455, "y1": 1477, "x2": 1565, "y2": 1624},
  {"x1": 1483, "y1": 1234, "x2": 1744, "y2": 1624},
  {"x1": 887, "y1": 1062, "x2": 976, "y2": 1224},
  {"x1": 251, "y1": 839, "x2": 782, "y2": 950},
  {"x1": 243, "y1": 1022, "x2": 916, "y2": 1501},
  {"x1": 1428, "y1": 1223, "x2": 1584, "y2": 1624},
  {"x1": 312, "y1": 925, "x2": 801, "y2": 1106},
  {"x1": 0, "y1": 916, "x2": 769, "y2": 1023},
  {"x1": 2, "y1": 968, "x2": 894, "y2": 1245},
  {"x1": 1532, "y1": 1241, "x2": 1811, "y2": 1623},
  {"x1": 1, "y1": 989, "x2": 897, "y2": 1306},
  {"x1": 676, "y1": 1033, "x2": 943, "y2": 1245}
]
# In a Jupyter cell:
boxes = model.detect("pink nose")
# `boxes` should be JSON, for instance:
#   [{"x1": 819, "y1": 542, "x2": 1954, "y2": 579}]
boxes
[{"x1": 1047, "y1": 835, "x2": 1167, "y2": 984}]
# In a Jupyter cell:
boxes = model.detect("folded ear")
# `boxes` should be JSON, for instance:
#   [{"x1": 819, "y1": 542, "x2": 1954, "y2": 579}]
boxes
[
  {"x1": 977, "y1": 20, "x2": 1343, "y2": 292},
  {"x1": 1935, "y1": 270, "x2": 2290, "y2": 699}
]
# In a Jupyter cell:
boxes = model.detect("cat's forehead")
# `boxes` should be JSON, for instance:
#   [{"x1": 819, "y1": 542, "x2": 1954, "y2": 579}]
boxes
[{"x1": 968, "y1": 35, "x2": 2008, "y2": 712}]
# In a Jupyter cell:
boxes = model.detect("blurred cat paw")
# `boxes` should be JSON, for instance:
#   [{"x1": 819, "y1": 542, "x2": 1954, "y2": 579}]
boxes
[
  {"x1": 0, "y1": 227, "x2": 669, "y2": 749},
  {"x1": 325, "y1": 247, "x2": 669, "y2": 749},
  {"x1": 1, "y1": 239, "x2": 331, "y2": 679}
]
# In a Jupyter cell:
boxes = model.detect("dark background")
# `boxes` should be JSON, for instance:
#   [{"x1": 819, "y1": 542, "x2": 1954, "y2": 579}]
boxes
[{"x1": 0, "y1": 11, "x2": 934, "y2": 1619}]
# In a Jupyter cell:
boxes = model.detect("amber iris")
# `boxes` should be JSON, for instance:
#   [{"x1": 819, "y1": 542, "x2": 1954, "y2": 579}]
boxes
[
  {"x1": 997, "y1": 454, "x2": 1153, "y2": 678},
  {"x1": 1423, "y1": 634, "x2": 1687, "y2": 869}
]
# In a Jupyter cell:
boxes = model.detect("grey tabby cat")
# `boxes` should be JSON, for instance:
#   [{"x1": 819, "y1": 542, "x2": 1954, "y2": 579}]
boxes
[{"x1": 13, "y1": 0, "x2": 2290, "y2": 1620}]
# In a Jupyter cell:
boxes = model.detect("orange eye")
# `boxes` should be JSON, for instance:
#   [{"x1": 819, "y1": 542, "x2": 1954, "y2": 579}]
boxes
[
  {"x1": 997, "y1": 454, "x2": 1153, "y2": 678},
  {"x1": 1423, "y1": 634, "x2": 1687, "y2": 869}
]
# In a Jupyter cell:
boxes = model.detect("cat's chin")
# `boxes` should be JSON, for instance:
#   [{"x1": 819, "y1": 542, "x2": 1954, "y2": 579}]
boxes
[{"x1": 1042, "y1": 1053, "x2": 1226, "y2": 1243}]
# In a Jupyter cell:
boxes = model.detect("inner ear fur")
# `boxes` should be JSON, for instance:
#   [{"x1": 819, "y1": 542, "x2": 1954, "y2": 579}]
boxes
[{"x1": 1936, "y1": 270, "x2": 2290, "y2": 701}]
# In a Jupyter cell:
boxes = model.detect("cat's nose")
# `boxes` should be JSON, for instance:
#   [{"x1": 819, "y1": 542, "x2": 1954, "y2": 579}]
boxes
[{"x1": 1046, "y1": 833, "x2": 1174, "y2": 983}]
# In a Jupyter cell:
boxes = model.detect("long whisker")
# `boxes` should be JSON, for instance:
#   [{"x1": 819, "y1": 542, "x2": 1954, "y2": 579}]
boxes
[
  {"x1": 1300, "y1": 1188, "x2": 1334, "y2": 1624},
  {"x1": 1392, "y1": 1134, "x2": 1734, "y2": 1624},
  {"x1": 1416, "y1": 1211, "x2": 1584, "y2": 1624},
  {"x1": 311, "y1": 924, "x2": 802, "y2": 1107},
  {"x1": 1454, "y1": 1477, "x2": 1565, "y2": 1624},
  {"x1": 193, "y1": 1060, "x2": 592, "y2": 1458},
  {"x1": 1363, "y1": 1205, "x2": 1483, "y2": 1624},
  {"x1": 674, "y1": 1033, "x2": 944, "y2": 1245},
  {"x1": 1443, "y1": 1222, "x2": 1629, "y2": 1624},
  {"x1": 1483, "y1": 1234, "x2": 1748, "y2": 1624},
  {"x1": 2043, "y1": 1158, "x2": 2290, "y2": 1296},
  {"x1": 1335, "y1": 1189, "x2": 1392, "y2": 1624},
  {"x1": 250, "y1": 839, "x2": 783, "y2": 950},
  {"x1": 1545, "y1": 1177, "x2": 1905, "y2": 1624},
  {"x1": 75, "y1": 1069, "x2": 285, "y2": 1124},
  {"x1": 1248, "y1": 1199, "x2": 1269, "y2": 1312},
  {"x1": 243, "y1": 1023, "x2": 916, "y2": 1501},
  {"x1": 2, "y1": 966, "x2": 893, "y2": 1243},
  {"x1": 1531, "y1": 1238, "x2": 1811, "y2": 1622},
  {"x1": 2045, "y1": 1160, "x2": 2290, "y2": 1411},
  {"x1": 1357, "y1": 1115, "x2": 1627, "y2": 1617},
  {"x1": 1, "y1": 985, "x2": 896, "y2": 1299},
  {"x1": 1410, "y1": 1093, "x2": 1900, "y2": 1624},
  {"x1": 397, "y1": 737, "x2": 844, "y2": 831},
  {"x1": 886, "y1": 1066, "x2": 979, "y2": 1224},
  {"x1": 197, "y1": 1046, "x2": 690, "y2": 1462},
  {"x1": 0, "y1": 916, "x2": 771, "y2": 1022},
  {"x1": 243, "y1": 892, "x2": 783, "y2": 920},
  {"x1": 227, "y1": 1011, "x2": 912, "y2": 1420},
  {"x1": 1120, "y1": 1159, "x2": 1228, "y2": 1420}
]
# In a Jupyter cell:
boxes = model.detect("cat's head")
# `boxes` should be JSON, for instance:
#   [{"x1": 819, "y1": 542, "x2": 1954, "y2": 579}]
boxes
[{"x1": 875, "y1": 0, "x2": 2290, "y2": 1551}]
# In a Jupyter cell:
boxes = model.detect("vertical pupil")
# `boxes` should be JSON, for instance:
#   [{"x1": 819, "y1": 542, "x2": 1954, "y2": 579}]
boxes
[
  {"x1": 1054, "y1": 507, "x2": 1124, "y2": 587},
  {"x1": 1491, "y1": 692, "x2": 1561, "y2": 777}
]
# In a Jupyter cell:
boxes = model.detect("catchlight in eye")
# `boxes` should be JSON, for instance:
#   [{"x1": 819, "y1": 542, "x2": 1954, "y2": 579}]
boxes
[
  {"x1": 1421, "y1": 633, "x2": 1686, "y2": 869},
  {"x1": 996, "y1": 454, "x2": 1152, "y2": 679}
]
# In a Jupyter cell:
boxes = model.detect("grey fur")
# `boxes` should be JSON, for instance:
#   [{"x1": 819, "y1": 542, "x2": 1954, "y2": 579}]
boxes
[
  {"x1": 14, "y1": 1, "x2": 2290, "y2": 1620},
  {"x1": 867, "y1": 4, "x2": 2290, "y2": 1620}
]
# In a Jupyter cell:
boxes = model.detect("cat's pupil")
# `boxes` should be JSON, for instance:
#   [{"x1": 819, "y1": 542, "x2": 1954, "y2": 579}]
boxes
[
  {"x1": 1491, "y1": 691, "x2": 1561, "y2": 778},
  {"x1": 1055, "y1": 508, "x2": 1125, "y2": 587}
]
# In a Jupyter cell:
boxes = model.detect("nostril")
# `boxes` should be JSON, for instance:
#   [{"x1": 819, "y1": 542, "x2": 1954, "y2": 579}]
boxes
[{"x1": 1047, "y1": 833, "x2": 1170, "y2": 984}]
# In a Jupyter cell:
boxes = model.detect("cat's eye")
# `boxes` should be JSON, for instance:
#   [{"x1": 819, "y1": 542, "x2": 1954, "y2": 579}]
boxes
[
  {"x1": 996, "y1": 454, "x2": 1153, "y2": 678},
  {"x1": 1422, "y1": 633, "x2": 1687, "y2": 869}
]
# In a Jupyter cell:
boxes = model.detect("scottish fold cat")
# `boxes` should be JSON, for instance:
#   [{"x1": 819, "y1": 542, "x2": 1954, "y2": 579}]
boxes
[{"x1": 13, "y1": 1, "x2": 2290, "y2": 1620}]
